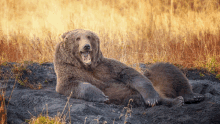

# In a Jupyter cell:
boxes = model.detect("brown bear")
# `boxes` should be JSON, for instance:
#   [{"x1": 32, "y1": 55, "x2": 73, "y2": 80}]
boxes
[
  {"x1": 144, "y1": 62, "x2": 204, "y2": 103},
  {"x1": 54, "y1": 29, "x2": 183, "y2": 107}
]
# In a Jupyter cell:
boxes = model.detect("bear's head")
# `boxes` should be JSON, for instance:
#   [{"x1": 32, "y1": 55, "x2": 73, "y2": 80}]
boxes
[{"x1": 61, "y1": 29, "x2": 103, "y2": 69}]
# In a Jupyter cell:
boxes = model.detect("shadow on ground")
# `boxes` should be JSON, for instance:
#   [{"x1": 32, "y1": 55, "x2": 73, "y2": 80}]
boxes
[{"x1": 1, "y1": 63, "x2": 220, "y2": 124}]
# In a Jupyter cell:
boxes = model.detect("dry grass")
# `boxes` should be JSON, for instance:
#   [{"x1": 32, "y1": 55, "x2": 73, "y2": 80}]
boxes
[
  {"x1": 0, "y1": 0, "x2": 220, "y2": 72},
  {"x1": 0, "y1": 94, "x2": 6, "y2": 124},
  {"x1": 28, "y1": 114, "x2": 65, "y2": 124},
  {"x1": 27, "y1": 92, "x2": 72, "y2": 124}
]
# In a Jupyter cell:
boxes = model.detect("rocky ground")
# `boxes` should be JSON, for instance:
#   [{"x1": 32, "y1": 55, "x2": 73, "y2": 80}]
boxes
[{"x1": 0, "y1": 62, "x2": 220, "y2": 124}]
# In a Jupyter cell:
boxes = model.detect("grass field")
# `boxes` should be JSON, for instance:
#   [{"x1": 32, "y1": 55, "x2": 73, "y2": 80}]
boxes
[{"x1": 1, "y1": 0, "x2": 220, "y2": 72}]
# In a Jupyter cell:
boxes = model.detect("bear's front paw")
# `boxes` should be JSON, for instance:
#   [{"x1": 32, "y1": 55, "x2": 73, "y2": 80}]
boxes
[
  {"x1": 77, "y1": 82, "x2": 109, "y2": 102},
  {"x1": 84, "y1": 84, "x2": 109, "y2": 102},
  {"x1": 88, "y1": 90, "x2": 109, "y2": 102},
  {"x1": 144, "y1": 94, "x2": 160, "y2": 107}
]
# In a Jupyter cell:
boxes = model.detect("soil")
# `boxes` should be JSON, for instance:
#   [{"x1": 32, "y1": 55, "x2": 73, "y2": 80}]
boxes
[{"x1": 1, "y1": 62, "x2": 220, "y2": 124}]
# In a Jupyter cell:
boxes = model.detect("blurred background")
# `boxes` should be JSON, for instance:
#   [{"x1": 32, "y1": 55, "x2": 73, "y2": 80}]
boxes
[{"x1": 0, "y1": 0, "x2": 220, "y2": 72}]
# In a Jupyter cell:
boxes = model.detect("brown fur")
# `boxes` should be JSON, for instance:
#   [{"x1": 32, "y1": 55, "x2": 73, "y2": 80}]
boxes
[
  {"x1": 54, "y1": 29, "x2": 183, "y2": 107},
  {"x1": 144, "y1": 62, "x2": 204, "y2": 103}
]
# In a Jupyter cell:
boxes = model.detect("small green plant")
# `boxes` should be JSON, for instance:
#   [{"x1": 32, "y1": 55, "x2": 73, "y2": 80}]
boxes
[
  {"x1": 204, "y1": 57, "x2": 218, "y2": 74},
  {"x1": 12, "y1": 64, "x2": 27, "y2": 74},
  {"x1": 38, "y1": 116, "x2": 55, "y2": 124},
  {"x1": 24, "y1": 61, "x2": 33, "y2": 65},
  {"x1": 28, "y1": 114, "x2": 63, "y2": 124},
  {"x1": 1, "y1": 61, "x2": 8, "y2": 66},
  {"x1": 12, "y1": 63, "x2": 41, "y2": 89},
  {"x1": 199, "y1": 72, "x2": 205, "y2": 77},
  {"x1": 17, "y1": 79, "x2": 25, "y2": 86},
  {"x1": 174, "y1": 64, "x2": 184, "y2": 69},
  {"x1": 25, "y1": 119, "x2": 30, "y2": 123},
  {"x1": 216, "y1": 74, "x2": 220, "y2": 80},
  {"x1": 13, "y1": 64, "x2": 27, "y2": 85},
  {"x1": 28, "y1": 93, "x2": 72, "y2": 124}
]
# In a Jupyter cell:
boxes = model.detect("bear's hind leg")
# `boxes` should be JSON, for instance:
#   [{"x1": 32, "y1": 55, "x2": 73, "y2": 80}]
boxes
[
  {"x1": 182, "y1": 93, "x2": 204, "y2": 103},
  {"x1": 172, "y1": 96, "x2": 184, "y2": 107},
  {"x1": 161, "y1": 96, "x2": 184, "y2": 107}
]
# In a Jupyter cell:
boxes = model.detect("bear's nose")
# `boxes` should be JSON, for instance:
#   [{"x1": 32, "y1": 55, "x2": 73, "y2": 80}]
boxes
[{"x1": 84, "y1": 44, "x2": 90, "y2": 50}]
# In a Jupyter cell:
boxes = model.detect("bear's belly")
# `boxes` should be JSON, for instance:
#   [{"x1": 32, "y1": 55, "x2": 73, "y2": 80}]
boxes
[{"x1": 103, "y1": 83, "x2": 142, "y2": 105}]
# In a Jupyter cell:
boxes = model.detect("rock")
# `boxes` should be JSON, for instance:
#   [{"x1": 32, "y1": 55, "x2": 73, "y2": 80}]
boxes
[{"x1": 0, "y1": 63, "x2": 220, "y2": 124}]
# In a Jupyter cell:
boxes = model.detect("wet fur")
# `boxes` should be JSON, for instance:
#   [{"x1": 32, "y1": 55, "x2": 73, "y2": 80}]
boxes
[{"x1": 144, "y1": 62, "x2": 204, "y2": 103}]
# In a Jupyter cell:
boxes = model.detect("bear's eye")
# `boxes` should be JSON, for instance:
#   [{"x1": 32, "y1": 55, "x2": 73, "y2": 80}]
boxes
[
  {"x1": 87, "y1": 36, "x2": 91, "y2": 39},
  {"x1": 76, "y1": 37, "x2": 80, "y2": 41}
]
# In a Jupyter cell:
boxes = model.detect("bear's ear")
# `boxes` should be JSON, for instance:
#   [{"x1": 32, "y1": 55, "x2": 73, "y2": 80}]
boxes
[
  {"x1": 92, "y1": 32, "x2": 100, "y2": 43},
  {"x1": 60, "y1": 31, "x2": 71, "y2": 49},
  {"x1": 61, "y1": 31, "x2": 72, "y2": 40}
]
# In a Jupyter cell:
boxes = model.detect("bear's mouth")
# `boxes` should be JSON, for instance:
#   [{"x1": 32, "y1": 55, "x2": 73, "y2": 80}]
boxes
[{"x1": 80, "y1": 51, "x2": 91, "y2": 65}]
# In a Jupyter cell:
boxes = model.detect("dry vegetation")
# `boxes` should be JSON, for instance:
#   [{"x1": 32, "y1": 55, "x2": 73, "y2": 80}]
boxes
[
  {"x1": 0, "y1": 95, "x2": 6, "y2": 124},
  {"x1": 0, "y1": 0, "x2": 220, "y2": 71},
  {"x1": 0, "y1": 0, "x2": 220, "y2": 123}
]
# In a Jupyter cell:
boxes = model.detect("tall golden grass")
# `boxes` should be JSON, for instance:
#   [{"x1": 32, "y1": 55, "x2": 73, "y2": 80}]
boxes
[{"x1": 0, "y1": 0, "x2": 220, "y2": 71}]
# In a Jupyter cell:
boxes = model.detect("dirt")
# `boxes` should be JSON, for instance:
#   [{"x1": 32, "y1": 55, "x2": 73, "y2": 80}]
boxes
[{"x1": 1, "y1": 62, "x2": 220, "y2": 124}]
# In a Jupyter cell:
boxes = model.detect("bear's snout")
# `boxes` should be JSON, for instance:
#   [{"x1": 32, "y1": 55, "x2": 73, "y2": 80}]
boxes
[{"x1": 83, "y1": 44, "x2": 91, "y2": 51}]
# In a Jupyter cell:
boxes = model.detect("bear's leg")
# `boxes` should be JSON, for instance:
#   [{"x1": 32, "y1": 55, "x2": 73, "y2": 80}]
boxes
[
  {"x1": 76, "y1": 82, "x2": 109, "y2": 102},
  {"x1": 161, "y1": 96, "x2": 184, "y2": 107},
  {"x1": 182, "y1": 93, "x2": 204, "y2": 103}
]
